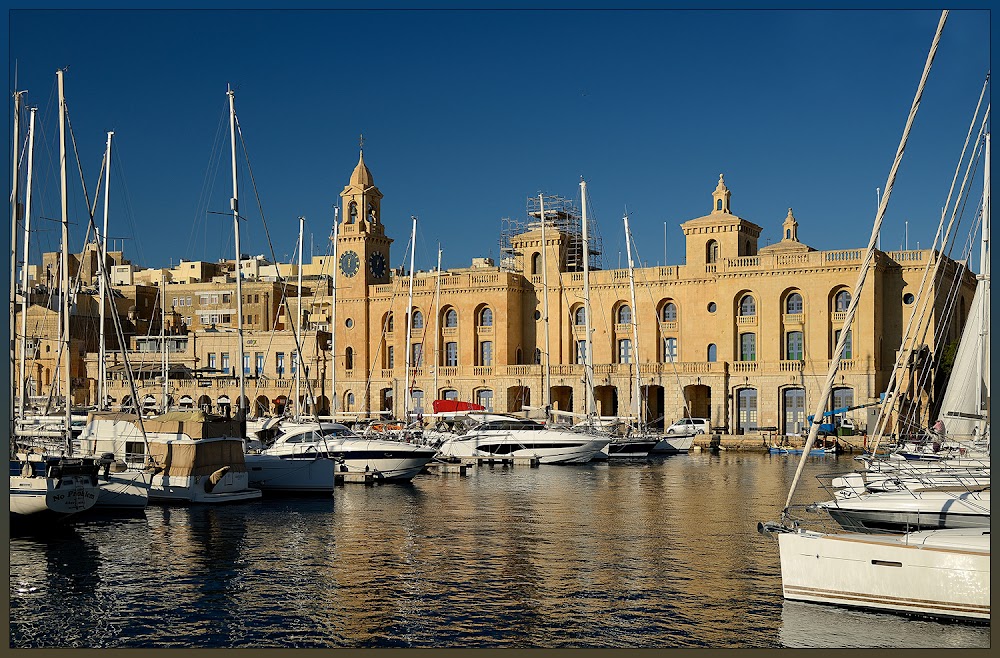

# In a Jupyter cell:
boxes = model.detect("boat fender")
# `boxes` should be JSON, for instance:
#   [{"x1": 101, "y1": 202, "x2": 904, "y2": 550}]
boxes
[{"x1": 205, "y1": 466, "x2": 231, "y2": 492}]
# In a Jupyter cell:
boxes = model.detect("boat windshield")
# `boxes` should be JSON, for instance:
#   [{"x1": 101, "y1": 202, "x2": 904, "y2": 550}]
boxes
[{"x1": 476, "y1": 419, "x2": 545, "y2": 431}]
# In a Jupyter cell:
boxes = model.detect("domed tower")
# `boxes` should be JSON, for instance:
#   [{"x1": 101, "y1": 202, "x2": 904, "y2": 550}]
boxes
[{"x1": 681, "y1": 174, "x2": 763, "y2": 267}]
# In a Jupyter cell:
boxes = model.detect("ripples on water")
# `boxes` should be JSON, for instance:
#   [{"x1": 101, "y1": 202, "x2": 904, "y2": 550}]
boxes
[{"x1": 8, "y1": 453, "x2": 991, "y2": 648}]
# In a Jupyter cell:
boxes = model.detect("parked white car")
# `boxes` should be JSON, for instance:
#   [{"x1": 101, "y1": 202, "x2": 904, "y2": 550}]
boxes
[{"x1": 665, "y1": 418, "x2": 710, "y2": 435}]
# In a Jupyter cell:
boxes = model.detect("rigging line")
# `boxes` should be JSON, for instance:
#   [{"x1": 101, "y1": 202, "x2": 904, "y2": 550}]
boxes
[
  {"x1": 187, "y1": 104, "x2": 229, "y2": 262},
  {"x1": 868, "y1": 95, "x2": 988, "y2": 445},
  {"x1": 783, "y1": 10, "x2": 949, "y2": 517},
  {"x1": 872, "y1": 107, "x2": 988, "y2": 449},
  {"x1": 628, "y1": 230, "x2": 693, "y2": 421}
]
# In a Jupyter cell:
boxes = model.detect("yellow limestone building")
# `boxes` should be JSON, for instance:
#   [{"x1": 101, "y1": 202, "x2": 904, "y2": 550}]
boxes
[
  {"x1": 330, "y1": 155, "x2": 973, "y2": 434},
  {"x1": 23, "y1": 152, "x2": 972, "y2": 435}
]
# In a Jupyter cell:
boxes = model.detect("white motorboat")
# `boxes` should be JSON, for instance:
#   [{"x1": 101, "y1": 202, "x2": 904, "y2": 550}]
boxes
[
  {"x1": 79, "y1": 410, "x2": 262, "y2": 504},
  {"x1": 772, "y1": 526, "x2": 989, "y2": 622},
  {"x1": 651, "y1": 434, "x2": 695, "y2": 454},
  {"x1": 814, "y1": 487, "x2": 990, "y2": 532},
  {"x1": 437, "y1": 414, "x2": 610, "y2": 464},
  {"x1": 247, "y1": 421, "x2": 437, "y2": 488}
]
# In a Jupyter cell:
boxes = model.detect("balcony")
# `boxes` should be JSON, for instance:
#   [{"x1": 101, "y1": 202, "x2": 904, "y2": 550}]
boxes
[
  {"x1": 731, "y1": 361, "x2": 758, "y2": 374},
  {"x1": 472, "y1": 366, "x2": 493, "y2": 377},
  {"x1": 438, "y1": 366, "x2": 459, "y2": 377},
  {"x1": 736, "y1": 315, "x2": 758, "y2": 326},
  {"x1": 831, "y1": 311, "x2": 849, "y2": 324},
  {"x1": 659, "y1": 321, "x2": 678, "y2": 332},
  {"x1": 782, "y1": 313, "x2": 803, "y2": 325},
  {"x1": 476, "y1": 325, "x2": 494, "y2": 336},
  {"x1": 442, "y1": 327, "x2": 458, "y2": 337}
]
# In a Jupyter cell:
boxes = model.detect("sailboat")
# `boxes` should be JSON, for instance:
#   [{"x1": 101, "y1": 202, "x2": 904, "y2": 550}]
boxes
[
  {"x1": 10, "y1": 73, "x2": 101, "y2": 521},
  {"x1": 759, "y1": 11, "x2": 989, "y2": 622}
]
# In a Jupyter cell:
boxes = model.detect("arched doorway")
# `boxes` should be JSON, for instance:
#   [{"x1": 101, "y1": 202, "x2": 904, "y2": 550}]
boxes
[
  {"x1": 198, "y1": 395, "x2": 212, "y2": 413},
  {"x1": 550, "y1": 386, "x2": 573, "y2": 413},
  {"x1": 684, "y1": 384, "x2": 712, "y2": 421},
  {"x1": 507, "y1": 386, "x2": 530, "y2": 412},
  {"x1": 641, "y1": 384, "x2": 665, "y2": 428},
  {"x1": 594, "y1": 385, "x2": 618, "y2": 417},
  {"x1": 736, "y1": 388, "x2": 758, "y2": 435},
  {"x1": 217, "y1": 395, "x2": 231, "y2": 417}
]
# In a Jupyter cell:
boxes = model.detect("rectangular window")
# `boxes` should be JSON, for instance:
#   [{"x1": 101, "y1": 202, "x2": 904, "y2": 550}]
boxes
[
  {"x1": 740, "y1": 333, "x2": 756, "y2": 361},
  {"x1": 411, "y1": 344, "x2": 423, "y2": 368},
  {"x1": 243, "y1": 354, "x2": 251, "y2": 376},
  {"x1": 171, "y1": 297, "x2": 177, "y2": 307},
  {"x1": 208, "y1": 353, "x2": 216, "y2": 370},
  {"x1": 386, "y1": 345, "x2": 394, "y2": 369},
  {"x1": 200, "y1": 294, "x2": 210, "y2": 305},
  {"x1": 411, "y1": 389, "x2": 425, "y2": 413},
  {"x1": 222, "y1": 293, "x2": 231, "y2": 303},
  {"x1": 480, "y1": 341, "x2": 493, "y2": 367},
  {"x1": 276, "y1": 352, "x2": 285, "y2": 377},
  {"x1": 618, "y1": 339, "x2": 632, "y2": 364},
  {"x1": 211, "y1": 294, "x2": 219, "y2": 304},
  {"x1": 445, "y1": 342, "x2": 458, "y2": 367},
  {"x1": 187, "y1": 297, "x2": 192, "y2": 306},
  {"x1": 834, "y1": 329, "x2": 853, "y2": 360},
  {"x1": 787, "y1": 331, "x2": 804, "y2": 361},
  {"x1": 290, "y1": 350, "x2": 298, "y2": 374},
  {"x1": 575, "y1": 339, "x2": 587, "y2": 365},
  {"x1": 255, "y1": 352, "x2": 264, "y2": 376},
  {"x1": 663, "y1": 337, "x2": 677, "y2": 363},
  {"x1": 222, "y1": 352, "x2": 230, "y2": 374}
]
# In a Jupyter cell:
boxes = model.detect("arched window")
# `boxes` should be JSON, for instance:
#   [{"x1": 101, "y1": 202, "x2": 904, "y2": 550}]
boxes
[
  {"x1": 516, "y1": 347, "x2": 523, "y2": 365},
  {"x1": 785, "y1": 228, "x2": 791, "y2": 239},
  {"x1": 531, "y1": 252, "x2": 542, "y2": 275},
  {"x1": 707, "y1": 343, "x2": 717, "y2": 362},
  {"x1": 617, "y1": 304, "x2": 632, "y2": 324},
  {"x1": 716, "y1": 199, "x2": 723, "y2": 211},
  {"x1": 835, "y1": 290, "x2": 851, "y2": 312},
  {"x1": 739, "y1": 295, "x2": 756, "y2": 316},
  {"x1": 386, "y1": 313, "x2": 394, "y2": 333},
  {"x1": 480, "y1": 307, "x2": 493, "y2": 326},
  {"x1": 574, "y1": 306, "x2": 586, "y2": 325},
  {"x1": 786, "y1": 293, "x2": 803, "y2": 314},
  {"x1": 707, "y1": 240, "x2": 719, "y2": 264},
  {"x1": 348, "y1": 202, "x2": 358, "y2": 224},
  {"x1": 345, "y1": 346, "x2": 354, "y2": 370},
  {"x1": 412, "y1": 310, "x2": 424, "y2": 329},
  {"x1": 534, "y1": 348, "x2": 542, "y2": 365},
  {"x1": 661, "y1": 302, "x2": 677, "y2": 322},
  {"x1": 445, "y1": 309, "x2": 458, "y2": 328},
  {"x1": 441, "y1": 389, "x2": 458, "y2": 401}
]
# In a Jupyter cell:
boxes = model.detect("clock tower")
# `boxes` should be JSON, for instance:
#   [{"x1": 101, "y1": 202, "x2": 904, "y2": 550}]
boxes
[{"x1": 337, "y1": 148, "x2": 393, "y2": 291}]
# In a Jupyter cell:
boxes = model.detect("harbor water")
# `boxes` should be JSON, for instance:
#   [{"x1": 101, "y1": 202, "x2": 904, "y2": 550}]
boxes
[{"x1": 9, "y1": 452, "x2": 991, "y2": 648}]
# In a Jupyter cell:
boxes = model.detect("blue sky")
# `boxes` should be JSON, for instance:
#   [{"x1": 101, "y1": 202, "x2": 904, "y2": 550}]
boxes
[{"x1": 8, "y1": 6, "x2": 992, "y2": 275}]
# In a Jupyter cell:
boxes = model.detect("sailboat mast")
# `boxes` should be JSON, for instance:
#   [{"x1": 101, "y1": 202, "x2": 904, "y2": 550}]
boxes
[
  {"x1": 17, "y1": 106, "x2": 36, "y2": 420},
  {"x1": 57, "y1": 69, "x2": 72, "y2": 450},
  {"x1": 978, "y1": 132, "x2": 989, "y2": 424},
  {"x1": 624, "y1": 214, "x2": 642, "y2": 425},
  {"x1": 580, "y1": 180, "x2": 596, "y2": 419},
  {"x1": 329, "y1": 208, "x2": 338, "y2": 419},
  {"x1": 403, "y1": 216, "x2": 417, "y2": 419},
  {"x1": 10, "y1": 90, "x2": 22, "y2": 429},
  {"x1": 432, "y1": 245, "x2": 442, "y2": 399},
  {"x1": 98, "y1": 131, "x2": 113, "y2": 411},
  {"x1": 295, "y1": 215, "x2": 303, "y2": 420},
  {"x1": 539, "y1": 195, "x2": 552, "y2": 412},
  {"x1": 161, "y1": 298, "x2": 168, "y2": 411},
  {"x1": 227, "y1": 85, "x2": 246, "y2": 420}
]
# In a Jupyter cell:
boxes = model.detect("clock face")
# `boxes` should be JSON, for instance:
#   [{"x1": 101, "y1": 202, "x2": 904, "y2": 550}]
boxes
[
  {"x1": 339, "y1": 250, "x2": 360, "y2": 278},
  {"x1": 369, "y1": 252, "x2": 387, "y2": 278}
]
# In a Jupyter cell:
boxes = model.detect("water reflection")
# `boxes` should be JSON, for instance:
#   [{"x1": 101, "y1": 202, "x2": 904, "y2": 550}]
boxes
[{"x1": 8, "y1": 454, "x2": 991, "y2": 648}]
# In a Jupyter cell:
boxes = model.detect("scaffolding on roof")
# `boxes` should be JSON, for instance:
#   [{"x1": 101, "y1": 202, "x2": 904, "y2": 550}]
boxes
[{"x1": 499, "y1": 193, "x2": 603, "y2": 273}]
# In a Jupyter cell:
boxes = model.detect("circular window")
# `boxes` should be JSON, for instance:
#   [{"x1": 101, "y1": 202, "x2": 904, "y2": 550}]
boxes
[
  {"x1": 534, "y1": 310, "x2": 542, "y2": 320},
  {"x1": 345, "y1": 318, "x2": 354, "y2": 328},
  {"x1": 707, "y1": 302, "x2": 717, "y2": 313},
  {"x1": 903, "y1": 293, "x2": 915, "y2": 305}
]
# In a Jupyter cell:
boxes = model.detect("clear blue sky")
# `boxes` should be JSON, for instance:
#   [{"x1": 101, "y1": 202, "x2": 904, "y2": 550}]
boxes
[{"x1": 8, "y1": 6, "x2": 991, "y2": 275}]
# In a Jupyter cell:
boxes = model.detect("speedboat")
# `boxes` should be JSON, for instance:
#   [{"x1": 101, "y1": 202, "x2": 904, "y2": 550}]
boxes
[
  {"x1": 437, "y1": 414, "x2": 610, "y2": 464},
  {"x1": 79, "y1": 410, "x2": 262, "y2": 504},
  {"x1": 246, "y1": 420, "x2": 437, "y2": 489},
  {"x1": 813, "y1": 486, "x2": 990, "y2": 532}
]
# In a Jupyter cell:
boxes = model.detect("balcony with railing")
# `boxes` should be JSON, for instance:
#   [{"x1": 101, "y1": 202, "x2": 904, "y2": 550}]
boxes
[
  {"x1": 736, "y1": 315, "x2": 758, "y2": 327},
  {"x1": 782, "y1": 313, "x2": 804, "y2": 325}
]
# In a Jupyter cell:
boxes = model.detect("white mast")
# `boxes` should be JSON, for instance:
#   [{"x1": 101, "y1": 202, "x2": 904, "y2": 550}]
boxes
[
  {"x1": 10, "y1": 90, "x2": 22, "y2": 427},
  {"x1": 58, "y1": 69, "x2": 72, "y2": 449},
  {"x1": 328, "y1": 208, "x2": 338, "y2": 418},
  {"x1": 539, "y1": 194, "x2": 552, "y2": 414},
  {"x1": 295, "y1": 215, "x2": 303, "y2": 420},
  {"x1": 978, "y1": 132, "x2": 989, "y2": 424},
  {"x1": 580, "y1": 179, "x2": 596, "y2": 419},
  {"x1": 431, "y1": 244, "x2": 442, "y2": 400},
  {"x1": 624, "y1": 214, "x2": 642, "y2": 426},
  {"x1": 98, "y1": 131, "x2": 113, "y2": 410},
  {"x1": 227, "y1": 84, "x2": 246, "y2": 420},
  {"x1": 17, "y1": 106, "x2": 36, "y2": 419},
  {"x1": 403, "y1": 216, "x2": 417, "y2": 420}
]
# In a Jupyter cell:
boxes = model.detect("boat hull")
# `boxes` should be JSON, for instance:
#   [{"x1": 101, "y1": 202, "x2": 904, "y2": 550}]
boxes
[
  {"x1": 93, "y1": 471, "x2": 151, "y2": 509},
  {"x1": 9, "y1": 473, "x2": 100, "y2": 517},
  {"x1": 778, "y1": 528, "x2": 990, "y2": 621},
  {"x1": 819, "y1": 490, "x2": 990, "y2": 532},
  {"x1": 246, "y1": 453, "x2": 337, "y2": 492},
  {"x1": 651, "y1": 435, "x2": 693, "y2": 453},
  {"x1": 438, "y1": 434, "x2": 609, "y2": 464},
  {"x1": 149, "y1": 471, "x2": 262, "y2": 504}
]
